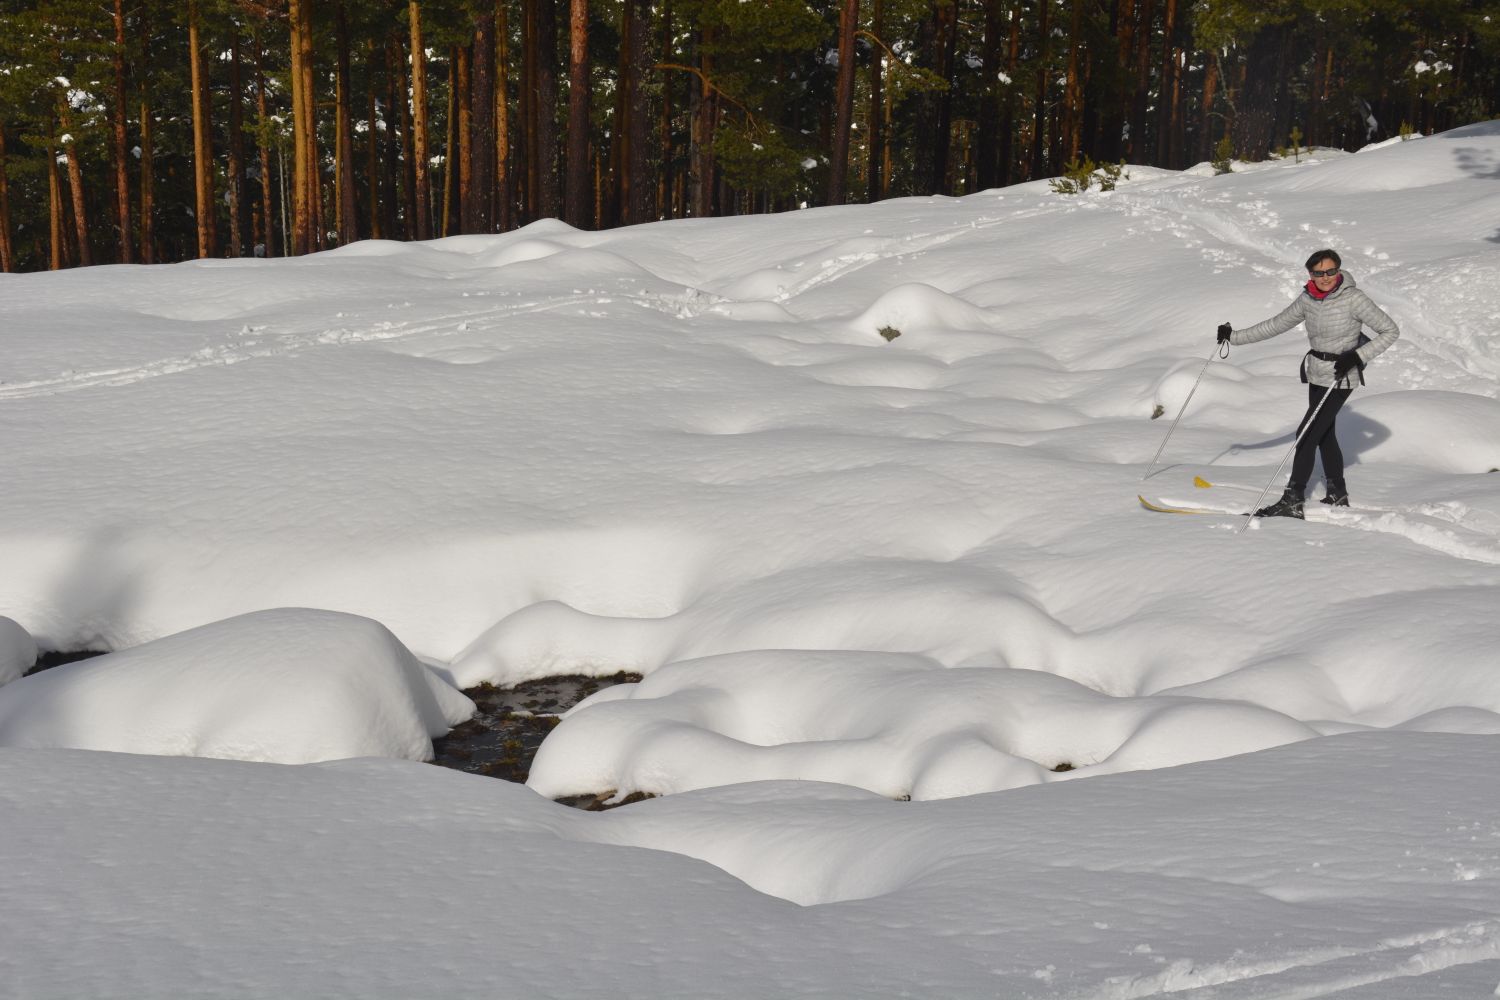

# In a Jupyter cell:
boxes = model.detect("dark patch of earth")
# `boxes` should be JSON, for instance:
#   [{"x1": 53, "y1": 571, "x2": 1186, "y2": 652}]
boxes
[
  {"x1": 24, "y1": 650, "x2": 642, "y2": 809},
  {"x1": 430, "y1": 672, "x2": 644, "y2": 808},
  {"x1": 25, "y1": 648, "x2": 108, "y2": 675}
]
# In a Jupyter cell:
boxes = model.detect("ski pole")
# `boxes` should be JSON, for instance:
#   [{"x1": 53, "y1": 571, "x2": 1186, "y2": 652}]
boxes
[
  {"x1": 1237, "y1": 381, "x2": 1339, "y2": 535},
  {"x1": 1141, "y1": 338, "x2": 1230, "y2": 482}
]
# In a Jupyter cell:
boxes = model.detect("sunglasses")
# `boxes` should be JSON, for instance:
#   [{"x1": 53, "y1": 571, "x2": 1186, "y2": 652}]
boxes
[{"x1": 1309, "y1": 266, "x2": 1340, "y2": 278}]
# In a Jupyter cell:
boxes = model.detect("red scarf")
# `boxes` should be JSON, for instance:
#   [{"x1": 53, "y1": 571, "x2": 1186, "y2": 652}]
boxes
[{"x1": 1305, "y1": 274, "x2": 1344, "y2": 300}]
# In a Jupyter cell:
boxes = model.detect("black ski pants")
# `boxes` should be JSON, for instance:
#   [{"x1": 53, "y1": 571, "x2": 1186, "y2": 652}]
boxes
[{"x1": 1289, "y1": 384, "x2": 1353, "y2": 496}]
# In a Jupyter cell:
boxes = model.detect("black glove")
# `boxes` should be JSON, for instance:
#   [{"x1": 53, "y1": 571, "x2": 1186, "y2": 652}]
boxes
[
  {"x1": 1217, "y1": 323, "x2": 1232, "y2": 344},
  {"x1": 1333, "y1": 349, "x2": 1362, "y2": 380}
]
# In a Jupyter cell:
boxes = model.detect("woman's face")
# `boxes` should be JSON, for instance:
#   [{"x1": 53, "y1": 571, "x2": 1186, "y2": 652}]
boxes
[{"x1": 1309, "y1": 257, "x2": 1340, "y2": 292}]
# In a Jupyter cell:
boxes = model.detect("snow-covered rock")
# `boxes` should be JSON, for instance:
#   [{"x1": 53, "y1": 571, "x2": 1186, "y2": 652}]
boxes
[
  {"x1": 0, "y1": 609, "x2": 473, "y2": 763},
  {"x1": 0, "y1": 616, "x2": 38, "y2": 686}
]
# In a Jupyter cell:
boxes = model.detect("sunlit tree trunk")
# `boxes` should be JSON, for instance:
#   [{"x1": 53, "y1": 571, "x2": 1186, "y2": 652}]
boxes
[
  {"x1": 867, "y1": 0, "x2": 885, "y2": 201},
  {"x1": 1062, "y1": 0, "x2": 1084, "y2": 162},
  {"x1": 472, "y1": 13, "x2": 496, "y2": 233},
  {"x1": 228, "y1": 30, "x2": 246, "y2": 258},
  {"x1": 111, "y1": 0, "x2": 133, "y2": 263},
  {"x1": 496, "y1": 1, "x2": 512, "y2": 231},
  {"x1": 457, "y1": 43, "x2": 474, "y2": 233},
  {"x1": 565, "y1": 0, "x2": 590, "y2": 227},
  {"x1": 442, "y1": 50, "x2": 458, "y2": 236},
  {"x1": 828, "y1": 0, "x2": 859, "y2": 204},
  {"x1": 335, "y1": 3, "x2": 359, "y2": 245},
  {"x1": 188, "y1": 0, "x2": 215, "y2": 258},
  {"x1": 624, "y1": 0, "x2": 650, "y2": 223},
  {"x1": 289, "y1": 0, "x2": 312, "y2": 253},
  {"x1": 47, "y1": 141, "x2": 67, "y2": 269},
  {"x1": 410, "y1": 1, "x2": 433, "y2": 240},
  {"x1": 255, "y1": 28, "x2": 275, "y2": 256},
  {"x1": 58, "y1": 102, "x2": 92, "y2": 267},
  {"x1": 367, "y1": 41, "x2": 383, "y2": 240}
]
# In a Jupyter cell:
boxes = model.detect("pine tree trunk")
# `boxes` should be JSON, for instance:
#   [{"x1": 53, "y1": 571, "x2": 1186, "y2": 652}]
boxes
[
  {"x1": 1062, "y1": 0, "x2": 1084, "y2": 162},
  {"x1": 472, "y1": 14, "x2": 496, "y2": 233},
  {"x1": 367, "y1": 42, "x2": 382, "y2": 240},
  {"x1": 410, "y1": 1, "x2": 433, "y2": 240},
  {"x1": 140, "y1": 96, "x2": 155, "y2": 264},
  {"x1": 111, "y1": 0, "x2": 133, "y2": 263},
  {"x1": 1104, "y1": 0, "x2": 1134, "y2": 164},
  {"x1": 289, "y1": 0, "x2": 312, "y2": 254},
  {"x1": 1031, "y1": 0, "x2": 1051, "y2": 179},
  {"x1": 565, "y1": 0, "x2": 590, "y2": 227},
  {"x1": 229, "y1": 30, "x2": 246, "y2": 258},
  {"x1": 189, "y1": 0, "x2": 215, "y2": 258},
  {"x1": 1001, "y1": 4, "x2": 1020, "y2": 182},
  {"x1": 457, "y1": 44, "x2": 474, "y2": 233},
  {"x1": 1156, "y1": 0, "x2": 1178, "y2": 167},
  {"x1": 393, "y1": 37, "x2": 417, "y2": 239},
  {"x1": 522, "y1": 0, "x2": 538, "y2": 221},
  {"x1": 48, "y1": 142, "x2": 67, "y2": 269},
  {"x1": 58, "y1": 103, "x2": 92, "y2": 268},
  {"x1": 828, "y1": 0, "x2": 859, "y2": 204},
  {"x1": 496, "y1": 1, "x2": 512, "y2": 231},
  {"x1": 689, "y1": 30, "x2": 716, "y2": 217},
  {"x1": 442, "y1": 50, "x2": 458, "y2": 236},
  {"x1": 867, "y1": 0, "x2": 885, "y2": 201},
  {"x1": 336, "y1": 3, "x2": 359, "y2": 245},
  {"x1": 1199, "y1": 53, "x2": 1219, "y2": 162},
  {"x1": 657, "y1": 0, "x2": 673, "y2": 218},
  {"x1": 976, "y1": 0, "x2": 1002, "y2": 190},
  {"x1": 625, "y1": 0, "x2": 651, "y2": 223},
  {"x1": 534, "y1": 0, "x2": 561, "y2": 219},
  {"x1": 0, "y1": 124, "x2": 14, "y2": 272},
  {"x1": 1130, "y1": 0, "x2": 1154, "y2": 161},
  {"x1": 255, "y1": 29, "x2": 276, "y2": 257}
]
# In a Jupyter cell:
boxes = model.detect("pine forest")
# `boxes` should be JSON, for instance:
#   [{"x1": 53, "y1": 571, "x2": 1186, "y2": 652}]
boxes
[{"x1": 0, "y1": 0, "x2": 1496, "y2": 273}]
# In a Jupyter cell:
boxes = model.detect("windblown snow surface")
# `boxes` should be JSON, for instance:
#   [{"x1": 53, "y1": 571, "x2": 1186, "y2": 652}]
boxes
[{"x1": 2, "y1": 122, "x2": 1500, "y2": 998}]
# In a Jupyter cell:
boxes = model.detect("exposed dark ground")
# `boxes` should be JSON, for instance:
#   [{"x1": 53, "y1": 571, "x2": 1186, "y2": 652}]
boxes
[{"x1": 25, "y1": 649, "x2": 639, "y2": 808}]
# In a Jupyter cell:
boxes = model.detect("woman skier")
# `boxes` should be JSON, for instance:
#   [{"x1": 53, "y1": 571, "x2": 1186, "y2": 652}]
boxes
[{"x1": 1217, "y1": 249, "x2": 1400, "y2": 518}]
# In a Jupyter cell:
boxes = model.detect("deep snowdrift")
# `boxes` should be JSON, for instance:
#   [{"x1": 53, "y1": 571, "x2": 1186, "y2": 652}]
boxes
[
  {"x1": 0, "y1": 609, "x2": 473, "y2": 763},
  {"x1": 2, "y1": 121, "x2": 1499, "y2": 996}
]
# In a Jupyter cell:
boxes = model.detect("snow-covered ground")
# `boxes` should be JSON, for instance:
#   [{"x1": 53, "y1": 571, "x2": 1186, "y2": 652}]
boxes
[{"x1": 2, "y1": 121, "x2": 1499, "y2": 996}]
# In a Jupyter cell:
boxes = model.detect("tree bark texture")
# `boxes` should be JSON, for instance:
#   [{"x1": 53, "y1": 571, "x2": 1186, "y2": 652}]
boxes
[
  {"x1": 410, "y1": 2, "x2": 433, "y2": 240},
  {"x1": 111, "y1": 0, "x2": 133, "y2": 263},
  {"x1": 828, "y1": 0, "x2": 859, "y2": 204},
  {"x1": 565, "y1": 0, "x2": 590, "y2": 227},
  {"x1": 188, "y1": 0, "x2": 214, "y2": 259}
]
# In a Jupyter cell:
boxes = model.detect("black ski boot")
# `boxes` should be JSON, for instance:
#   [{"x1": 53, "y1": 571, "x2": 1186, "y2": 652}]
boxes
[
  {"x1": 1320, "y1": 483, "x2": 1350, "y2": 507},
  {"x1": 1255, "y1": 489, "x2": 1305, "y2": 520}
]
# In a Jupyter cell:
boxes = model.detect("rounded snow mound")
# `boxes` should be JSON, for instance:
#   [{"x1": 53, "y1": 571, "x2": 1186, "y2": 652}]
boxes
[
  {"x1": 1348, "y1": 390, "x2": 1500, "y2": 473},
  {"x1": 475, "y1": 238, "x2": 569, "y2": 268},
  {"x1": 0, "y1": 609, "x2": 474, "y2": 764},
  {"x1": 849, "y1": 283, "x2": 1002, "y2": 342},
  {"x1": 0, "y1": 617, "x2": 37, "y2": 687},
  {"x1": 524, "y1": 650, "x2": 1320, "y2": 802}
]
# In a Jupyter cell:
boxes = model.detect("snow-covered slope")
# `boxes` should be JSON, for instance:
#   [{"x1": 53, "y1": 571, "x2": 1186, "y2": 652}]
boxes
[
  {"x1": 2, "y1": 121, "x2": 1499, "y2": 996},
  {"x1": 5, "y1": 733, "x2": 1500, "y2": 999}
]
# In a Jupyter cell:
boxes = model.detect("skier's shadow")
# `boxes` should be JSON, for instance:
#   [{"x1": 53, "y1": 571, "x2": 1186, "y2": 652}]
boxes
[{"x1": 1209, "y1": 404, "x2": 1391, "y2": 486}]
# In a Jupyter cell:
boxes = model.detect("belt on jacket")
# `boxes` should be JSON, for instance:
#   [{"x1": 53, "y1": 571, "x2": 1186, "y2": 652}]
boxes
[{"x1": 1301, "y1": 343, "x2": 1367, "y2": 387}]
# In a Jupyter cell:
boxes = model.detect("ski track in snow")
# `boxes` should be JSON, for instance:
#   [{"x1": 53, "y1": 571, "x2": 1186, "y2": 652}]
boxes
[{"x1": 1095, "y1": 919, "x2": 1500, "y2": 998}]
